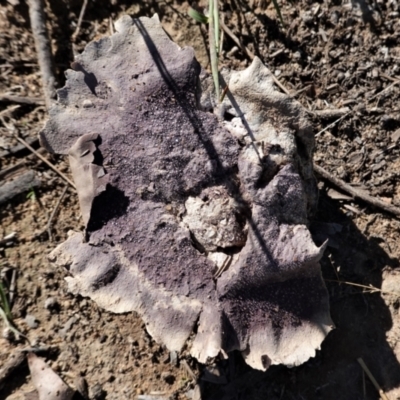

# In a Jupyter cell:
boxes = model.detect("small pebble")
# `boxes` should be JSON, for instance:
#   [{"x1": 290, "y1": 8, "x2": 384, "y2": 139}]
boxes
[
  {"x1": 25, "y1": 314, "x2": 39, "y2": 329},
  {"x1": 82, "y1": 99, "x2": 94, "y2": 108}
]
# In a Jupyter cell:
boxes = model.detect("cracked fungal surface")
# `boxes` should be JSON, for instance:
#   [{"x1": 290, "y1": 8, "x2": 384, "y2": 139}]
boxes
[{"x1": 41, "y1": 15, "x2": 333, "y2": 371}]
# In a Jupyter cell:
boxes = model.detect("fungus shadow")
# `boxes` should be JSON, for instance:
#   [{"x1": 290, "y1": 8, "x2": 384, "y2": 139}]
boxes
[
  {"x1": 86, "y1": 185, "x2": 130, "y2": 234},
  {"x1": 199, "y1": 193, "x2": 400, "y2": 400}
]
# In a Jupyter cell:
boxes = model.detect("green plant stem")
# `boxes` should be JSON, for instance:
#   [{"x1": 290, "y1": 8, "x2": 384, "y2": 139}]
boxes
[
  {"x1": 213, "y1": 0, "x2": 219, "y2": 56},
  {"x1": 271, "y1": 0, "x2": 284, "y2": 26}
]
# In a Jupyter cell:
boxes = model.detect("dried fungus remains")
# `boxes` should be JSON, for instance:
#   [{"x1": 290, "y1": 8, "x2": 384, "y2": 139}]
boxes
[{"x1": 41, "y1": 15, "x2": 333, "y2": 370}]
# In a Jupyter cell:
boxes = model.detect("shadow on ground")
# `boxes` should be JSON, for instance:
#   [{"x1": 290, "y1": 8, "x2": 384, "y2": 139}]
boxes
[{"x1": 200, "y1": 191, "x2": 400, "y2": 400}]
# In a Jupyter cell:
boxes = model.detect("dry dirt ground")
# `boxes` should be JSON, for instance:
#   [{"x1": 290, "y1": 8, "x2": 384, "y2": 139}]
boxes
[{"x1": 1, "y1": 0, "x2": 400, "y2": 399}]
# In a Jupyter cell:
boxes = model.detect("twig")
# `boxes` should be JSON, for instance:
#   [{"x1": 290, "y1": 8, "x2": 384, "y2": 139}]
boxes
[
  {"x1": 270, "y1": 76, "x2": 292, "y2": 97},
  {"x1": 72, "y1": 0, "x2": 89, "y2": 43},
  {"x1": 357, "y1": 358, "x2": 389, "y2": 400},
  {"x1": 181, "y1": 359, "x2": 197, "y2": 381},
  {"x1": 12, "y1": 135, "x2": 76, "y2": 190},
  {"x1": 47, "y1": 185, "x2": 68, "y2": 241},
  {"x1": 315, "y1": 113, "x2": 350, "y2": 137},
  {"x1": 220, "y1": 19, "x2": 291, "y2": 96},
  {"x1": 0, "y1": 351, "x2": 26, "y2": 390},
  {"x1": 0, "y1": 105, "x2": 20, "y2": 118},
  {"x1": 0, "y1": 94, "x2": 45, "y2": 106},
  {"x1": 324, "y1": 279, "x2": 400, "y2": 297},
  {"x1": 220, "y1": 19, "x2": 254, "y2": 59},
  {"x1": 292, "y1": 84, "x2": 311, "y2": 97},
  {"x1": 27, "y1": 0, "x2": 56, "y2": 109},
  {"x1": 314, "y1": 163, "x2": 400, "y2": 218},
  {"x1": 214, "y1": 255, "x2": 232, "y2": 279},
  {"x1": 379, "y1": 73, "x2": 400, "y2": 83},
  {"x1": 311, "y1": 107, "x2": 350, "y2": 119},
  {"x1": 0, "y1": 137, "x2": 40, "y2": 158}
]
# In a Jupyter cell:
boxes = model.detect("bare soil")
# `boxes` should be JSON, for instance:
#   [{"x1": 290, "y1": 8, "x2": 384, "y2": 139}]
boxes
[{"x1": 1, "y1": 0, "x2": 400, "y2": 399}]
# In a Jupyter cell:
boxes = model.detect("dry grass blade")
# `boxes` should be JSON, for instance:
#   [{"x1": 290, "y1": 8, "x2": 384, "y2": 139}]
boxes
[
  {"x1": 325, "y1": 279, "x2": 400, "y2": 297},
  {"x1": 72, "y1": 0, "x2": 89, "y2": 43},
  {"x1": 209, "y1": 0, "x2": 220, "y2": 101},
  {"x1": 0, "y1": 94, "x2": 45, "y2": 106},
  {"x1": 220, "y1": 19, "x2": 254, "y2": 59},
  {"x1": 271, "y1": 0, "x2": 284, "y2": 26},
  {"x1": 357, "y1": 358, "x2": 389, "y2": 400},
  {"x1": 12, "y1": 134, "x2": 76, "y2": 190}
]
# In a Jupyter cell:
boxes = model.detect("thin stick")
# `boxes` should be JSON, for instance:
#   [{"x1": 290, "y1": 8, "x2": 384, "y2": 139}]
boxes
[
  {"x1": 314, "y1": 163, "x2": 400, "y2": 218},
  {"x1": 220, "y1": 20, "x2": 254, "y2": 59},
  {"x1": 27, "y1": 0, "x2": 56, "y2": 110},
  {"x1": 270, "y1": 74, "x2": 292, "y2": 96},
  {"x1": 0, "y1": 95, "x2": 44, "y2": 106},
  {"x1": 325, "y1": 279, "x2": 400, "y2": 297},
  {"x1": 72, "y1": 0, "x2": 89, "y2": 43},
  {"x1": 214, "y1": 255, "x2": 232, "y2": 279},
  {"x1": 0, "y1": 105, "x2": 20, "y2": 118},
  {"x1": 47, "y1": 185, "x2": 68, "y2": 241},
  {"x1": 13, "y1": 135, "x2": 76, "y2": 189},
  {"x1": 315, "y1": 113, "x2": 350, "y2": 137},
  {"x1": 181, "y1": 359, "x2": 196, "y2": 381},
  {"x1": 357, "y1": 358, "x2": 389, "y2": 400},
  {"x1": 312, "y1": 108, "x2": 350, "y2": 119}
]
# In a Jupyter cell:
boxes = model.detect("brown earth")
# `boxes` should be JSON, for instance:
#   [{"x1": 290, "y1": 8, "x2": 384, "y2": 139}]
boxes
[{"x1": 1, "y1": 0, "x2": 400, "y2": 399}]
